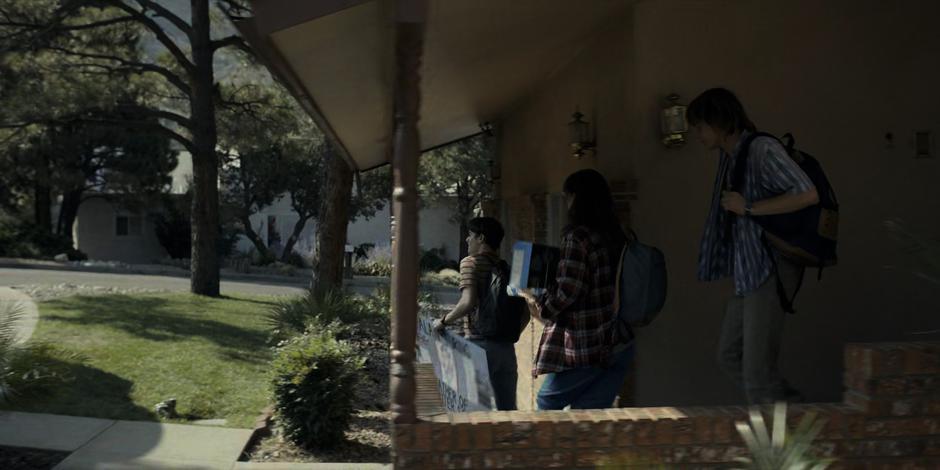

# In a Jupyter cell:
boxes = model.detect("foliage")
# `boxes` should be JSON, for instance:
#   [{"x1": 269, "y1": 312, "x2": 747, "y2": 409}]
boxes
[
  {"x1": 733, "y1": 402, "x2": 833, "y2": 470},
  {"x1": 151, "y1": 190, "x2": 239, "y2": 261},
  {"x1": 0, "y1": 220, "x2": 85, "y2": 260},
  {"x1": 419, "y1": 246, "x2": 456, "y2": 272},
  {"x1": 0, "y1": 302, "x2": 82, "y2": 404},
  {"x1": 421, "y1": 268, "x2": 460, "y2": 287},
  {"x1": 266, "y1": 289, "x2": 385, "y2": 344},
  {"x1": 270, "y1": 327, "x2": 364, "y2": 449},
  {"x1": 153, "y1": 194, "x2": 191, "y2": 259},
  {"x1": 0, "y1": 0, "x2": 259, "y2": 296},
  {"x1": 352, "y1": 245, "x2": 393, "y2": 277},
  {"x1": 418, "y1": 134, "x2": 495, "y2": 257}
]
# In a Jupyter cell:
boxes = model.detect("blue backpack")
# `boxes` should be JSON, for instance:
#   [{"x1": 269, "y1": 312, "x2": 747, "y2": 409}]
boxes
[{"x1": 614, "y1": 235, "x2": 667, "y2": 329}]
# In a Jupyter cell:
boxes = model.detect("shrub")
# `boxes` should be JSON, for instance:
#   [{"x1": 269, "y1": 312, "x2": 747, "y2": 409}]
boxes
[
  {"x1": 352, "y1": 245, "x2": 392, "y2": 277},
  {"x1": 0, "y1": 221, "x2": 76, "y2": 260},
  {"x1": 271, "y1": 328, "x2": 364, "y2": 449},
  {"x1": 266, "y1": 289, "x2": 374, "y2": 343},
  {"x1": 421, "y1": 268, "x2": 460, "y2": 287},
  {"x1": 419, "y1": 246, "x2": 449, "y2": 272},
  {"x1": 282, "y1": 251, "x2": 306, "y2": 268}
]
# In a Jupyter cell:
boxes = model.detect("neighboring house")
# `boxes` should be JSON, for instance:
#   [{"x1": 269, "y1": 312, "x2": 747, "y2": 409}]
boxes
[
  {"x1": 73, "y1": 195, "x2": 169, "y2": 264},
  {"x1": 236, "y1": 192, "x2": 462, "y2": 264},
  {"x1": 71, "y1": 151, "x2": 193, "y2": 264}
]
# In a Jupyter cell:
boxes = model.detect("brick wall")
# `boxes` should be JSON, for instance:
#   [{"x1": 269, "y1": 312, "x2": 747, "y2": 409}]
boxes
[{"x1": 394, "y1": 341, "x2": 940, "y2": 469}]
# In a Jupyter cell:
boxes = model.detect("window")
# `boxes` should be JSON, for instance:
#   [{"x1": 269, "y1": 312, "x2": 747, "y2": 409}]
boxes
[{"x1": 116, "y1": 215, "x2": 143, "y2": 237}]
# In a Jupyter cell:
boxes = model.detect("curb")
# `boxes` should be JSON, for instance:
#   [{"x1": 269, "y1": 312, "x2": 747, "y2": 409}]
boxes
[{"x1": 239, "y1": 405, "x2": 276, "y2": 461}]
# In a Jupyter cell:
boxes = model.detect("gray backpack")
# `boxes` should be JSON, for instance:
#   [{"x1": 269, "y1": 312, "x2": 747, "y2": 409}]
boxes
[{"x1": 614, "y1": 235, "x2": 667, "y2": 328}]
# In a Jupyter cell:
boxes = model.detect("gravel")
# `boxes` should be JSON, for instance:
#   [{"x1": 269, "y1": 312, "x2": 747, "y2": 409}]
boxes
[{"x1": 11, "y1": 284, "x2": 169, "y2": 302}]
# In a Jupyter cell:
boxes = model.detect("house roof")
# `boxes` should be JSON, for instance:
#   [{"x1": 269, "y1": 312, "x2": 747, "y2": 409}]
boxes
[{"x1": 238, "y1": 0, "x2": 632, "y2": 171}]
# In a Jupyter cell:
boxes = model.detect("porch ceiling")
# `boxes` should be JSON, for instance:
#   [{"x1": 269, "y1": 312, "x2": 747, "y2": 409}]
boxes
[{"x1": 241, "y1": 0, "x2": 631, "y2": 171}]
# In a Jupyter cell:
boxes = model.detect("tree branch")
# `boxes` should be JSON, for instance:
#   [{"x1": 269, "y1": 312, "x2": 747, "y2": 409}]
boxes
[
  {"x1": 91, "y1": 0, "x2": 195, "y2": 75},
  {"x1": 211, "y1": 34, "x2": 251, "y2": 55},
  {"x1": 45, "y1": 45, "x2": 191, "y2": 97},
  {"x1": 129, "y1": 0, "x2": 192, "y2": 37}
]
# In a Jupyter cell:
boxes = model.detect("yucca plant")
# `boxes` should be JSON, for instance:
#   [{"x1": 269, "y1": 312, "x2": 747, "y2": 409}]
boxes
[
  {"x1": 733, "y1": 402, "x2": 834, "y2": 470},
  {"x1": 0, "y1": 301, "x2": 24, "y2": 402},
  {"x1": 0, "y1": 301, "x2": 80, "y2": 404}
]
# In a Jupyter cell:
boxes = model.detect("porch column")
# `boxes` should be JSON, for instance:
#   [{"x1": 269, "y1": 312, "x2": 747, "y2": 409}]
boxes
[{"x1": 389, "y1": 0, "x2": 427, "y2": 426}]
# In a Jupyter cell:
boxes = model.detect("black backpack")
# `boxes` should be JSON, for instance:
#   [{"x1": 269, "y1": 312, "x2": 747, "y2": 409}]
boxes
[
  {"x1": 471, "y1": 260, "x2": 529, "y2": 343},
  {"x1": 731, "y1": 132, "x2": 840, "y2": 311}
]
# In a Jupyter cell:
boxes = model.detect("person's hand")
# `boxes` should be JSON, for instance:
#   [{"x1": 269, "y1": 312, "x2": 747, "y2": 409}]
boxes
[
  {"x1": 721, "y1": 191, "x2": 747, "y2": 216},
  {"x1": 432, "y1": 318, "x2": 446, "y2": 333},
  {"x1": 518, "y1": 290, "x2": 544, "y2": 323}
]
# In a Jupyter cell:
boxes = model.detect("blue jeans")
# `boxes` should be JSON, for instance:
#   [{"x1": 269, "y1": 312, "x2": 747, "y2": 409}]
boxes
[
  {"x1": 537, "y1": 344, "x2": 634, "y2": 410},
  {"x1": 470, "y1": 339, "x2": 518, "y2": 410}
]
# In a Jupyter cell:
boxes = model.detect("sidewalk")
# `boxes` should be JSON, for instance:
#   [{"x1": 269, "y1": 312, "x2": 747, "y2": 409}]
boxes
[{"x1": 0, "y1": 411, "x2": 390, "y2": 470}]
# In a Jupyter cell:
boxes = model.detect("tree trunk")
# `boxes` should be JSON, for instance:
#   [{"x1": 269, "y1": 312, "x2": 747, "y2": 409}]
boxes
[
  {"x1": 239, "y1": 214, "x2": 271, "y2": 258},
  {"x1": 56, "y1": 189, "x2": 83, "y2": 244},
  {"x1": 458, "y1": 218, "x2": 469, "y2": 260},
  {"x1": 281, "y1": 215, "x2": 310, "y2": 263},
  {"x1": 313, "y1": 151, "x2": 353, "y2": 299},
  {"x1": 188, "y1": 0, "x2": 220, "y2": 297},
  {"x1": 34, "y1": 154, "x2": 52, "y2": 232}
]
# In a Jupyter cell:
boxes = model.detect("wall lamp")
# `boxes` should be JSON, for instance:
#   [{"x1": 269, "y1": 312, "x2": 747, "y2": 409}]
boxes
[
  {"x1": 660, "y1": 93, "x2": 688, "y2": 148},
  {"x1": 568, "y1": 108, "x2": 595, "y2": 159}
]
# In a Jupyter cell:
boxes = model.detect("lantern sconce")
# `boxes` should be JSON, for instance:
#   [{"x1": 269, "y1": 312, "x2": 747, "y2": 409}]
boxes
[
  {"x1": 568, "y1": 108, "x2": 595, "y2": 159},
  {"x1": 660, "y1": 93, "x2": 688, "y2": 149}
]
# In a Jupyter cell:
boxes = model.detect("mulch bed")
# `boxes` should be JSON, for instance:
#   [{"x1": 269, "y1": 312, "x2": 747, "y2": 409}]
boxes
[{"x1": 0, "y1": 446, "x2": 70, "y2": 470}]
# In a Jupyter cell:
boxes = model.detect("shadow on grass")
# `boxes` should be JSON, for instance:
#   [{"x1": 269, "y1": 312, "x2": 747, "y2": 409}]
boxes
[
  {"x1": 4, "y1": 357, "x2": 156, "y2": 423},
  {"x1": 219, "y1": 295, "x2": 281, "y2": 308},
  {"x1": 40, "y1": 295, "x2": 270, "y2": 364}
]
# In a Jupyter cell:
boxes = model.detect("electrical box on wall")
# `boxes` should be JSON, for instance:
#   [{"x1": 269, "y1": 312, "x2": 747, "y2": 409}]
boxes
[{"x1": 915, "y1": 130, "x2": 932, "y2": 158}]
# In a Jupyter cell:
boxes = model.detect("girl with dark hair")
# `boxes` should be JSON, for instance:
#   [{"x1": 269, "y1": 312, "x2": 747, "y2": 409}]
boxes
[{"x1": 521, "y1": 168, "x2": 634, "y2": 410}]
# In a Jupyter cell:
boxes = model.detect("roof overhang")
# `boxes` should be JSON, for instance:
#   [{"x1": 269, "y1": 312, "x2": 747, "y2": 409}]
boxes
[{"x1": 238, "y1": 0, "x2": 632, "y2": 171}]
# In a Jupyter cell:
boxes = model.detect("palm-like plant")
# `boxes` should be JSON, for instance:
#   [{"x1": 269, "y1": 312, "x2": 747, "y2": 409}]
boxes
[
  {"x1": 733, "y1": 402, "x2": 834, "y2": 470},
  {"x1": 0, "y1": 301, "x2": 81, "y2": 404},
  {"x1": 0, "y1": 301, "x2": 25, "y2": 402}
]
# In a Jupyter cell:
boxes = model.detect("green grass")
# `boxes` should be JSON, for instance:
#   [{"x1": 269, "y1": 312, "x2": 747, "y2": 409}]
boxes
[{"x1": 3, "y1": 293, "x2": 279, "y2": 428}]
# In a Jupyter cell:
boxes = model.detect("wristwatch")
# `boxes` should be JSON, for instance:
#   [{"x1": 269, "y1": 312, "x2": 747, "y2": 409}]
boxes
[{"x1": 745, "y1": 201, "x2": 754, "y2": 217}]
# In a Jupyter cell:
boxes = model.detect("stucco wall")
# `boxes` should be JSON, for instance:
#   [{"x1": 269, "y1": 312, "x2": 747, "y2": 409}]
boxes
[
  {"x1": 74, "y1": 197, "x2": 169, "y2": 264},
  {"x1": 499, "y1": 0, "x2": 940, "y2": 408}
]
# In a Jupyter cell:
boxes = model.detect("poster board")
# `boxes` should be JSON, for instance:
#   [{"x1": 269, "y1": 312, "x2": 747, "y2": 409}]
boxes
[{"x1": 416, "y1": 317, "x2": 495, "y2": 412}]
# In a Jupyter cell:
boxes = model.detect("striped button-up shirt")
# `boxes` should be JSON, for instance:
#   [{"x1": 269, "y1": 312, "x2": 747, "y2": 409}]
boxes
[
  {"x1": 697, "y1": 131, "x2": 815, "y2": 295},
  {"x1": 534, "y1": 226, "x2": 618, "y2": 376}
]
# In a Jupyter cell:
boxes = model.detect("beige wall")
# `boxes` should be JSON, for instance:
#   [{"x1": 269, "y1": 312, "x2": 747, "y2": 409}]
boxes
[
  {"x1": 500, "y1": 0, "x2": 940, "y2": 408},
  {"x1": 74, "y1": 197, "x2": 169, "y2": 264}
]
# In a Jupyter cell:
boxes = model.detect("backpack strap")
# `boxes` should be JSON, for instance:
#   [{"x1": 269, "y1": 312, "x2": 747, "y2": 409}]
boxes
[{"x1": 761, "y1": 235, "x2": 805, "y2": 314}]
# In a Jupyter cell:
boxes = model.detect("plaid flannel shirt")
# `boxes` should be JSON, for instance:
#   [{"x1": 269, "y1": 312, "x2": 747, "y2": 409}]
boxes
[{"x1": 534, "y1": 226, "x2": 617, "y2": 376}]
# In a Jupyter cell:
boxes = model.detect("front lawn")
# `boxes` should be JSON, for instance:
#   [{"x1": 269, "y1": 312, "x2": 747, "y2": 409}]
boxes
[{"x1": 4, "y1": 293, "x2": 278, "y2": 428}]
